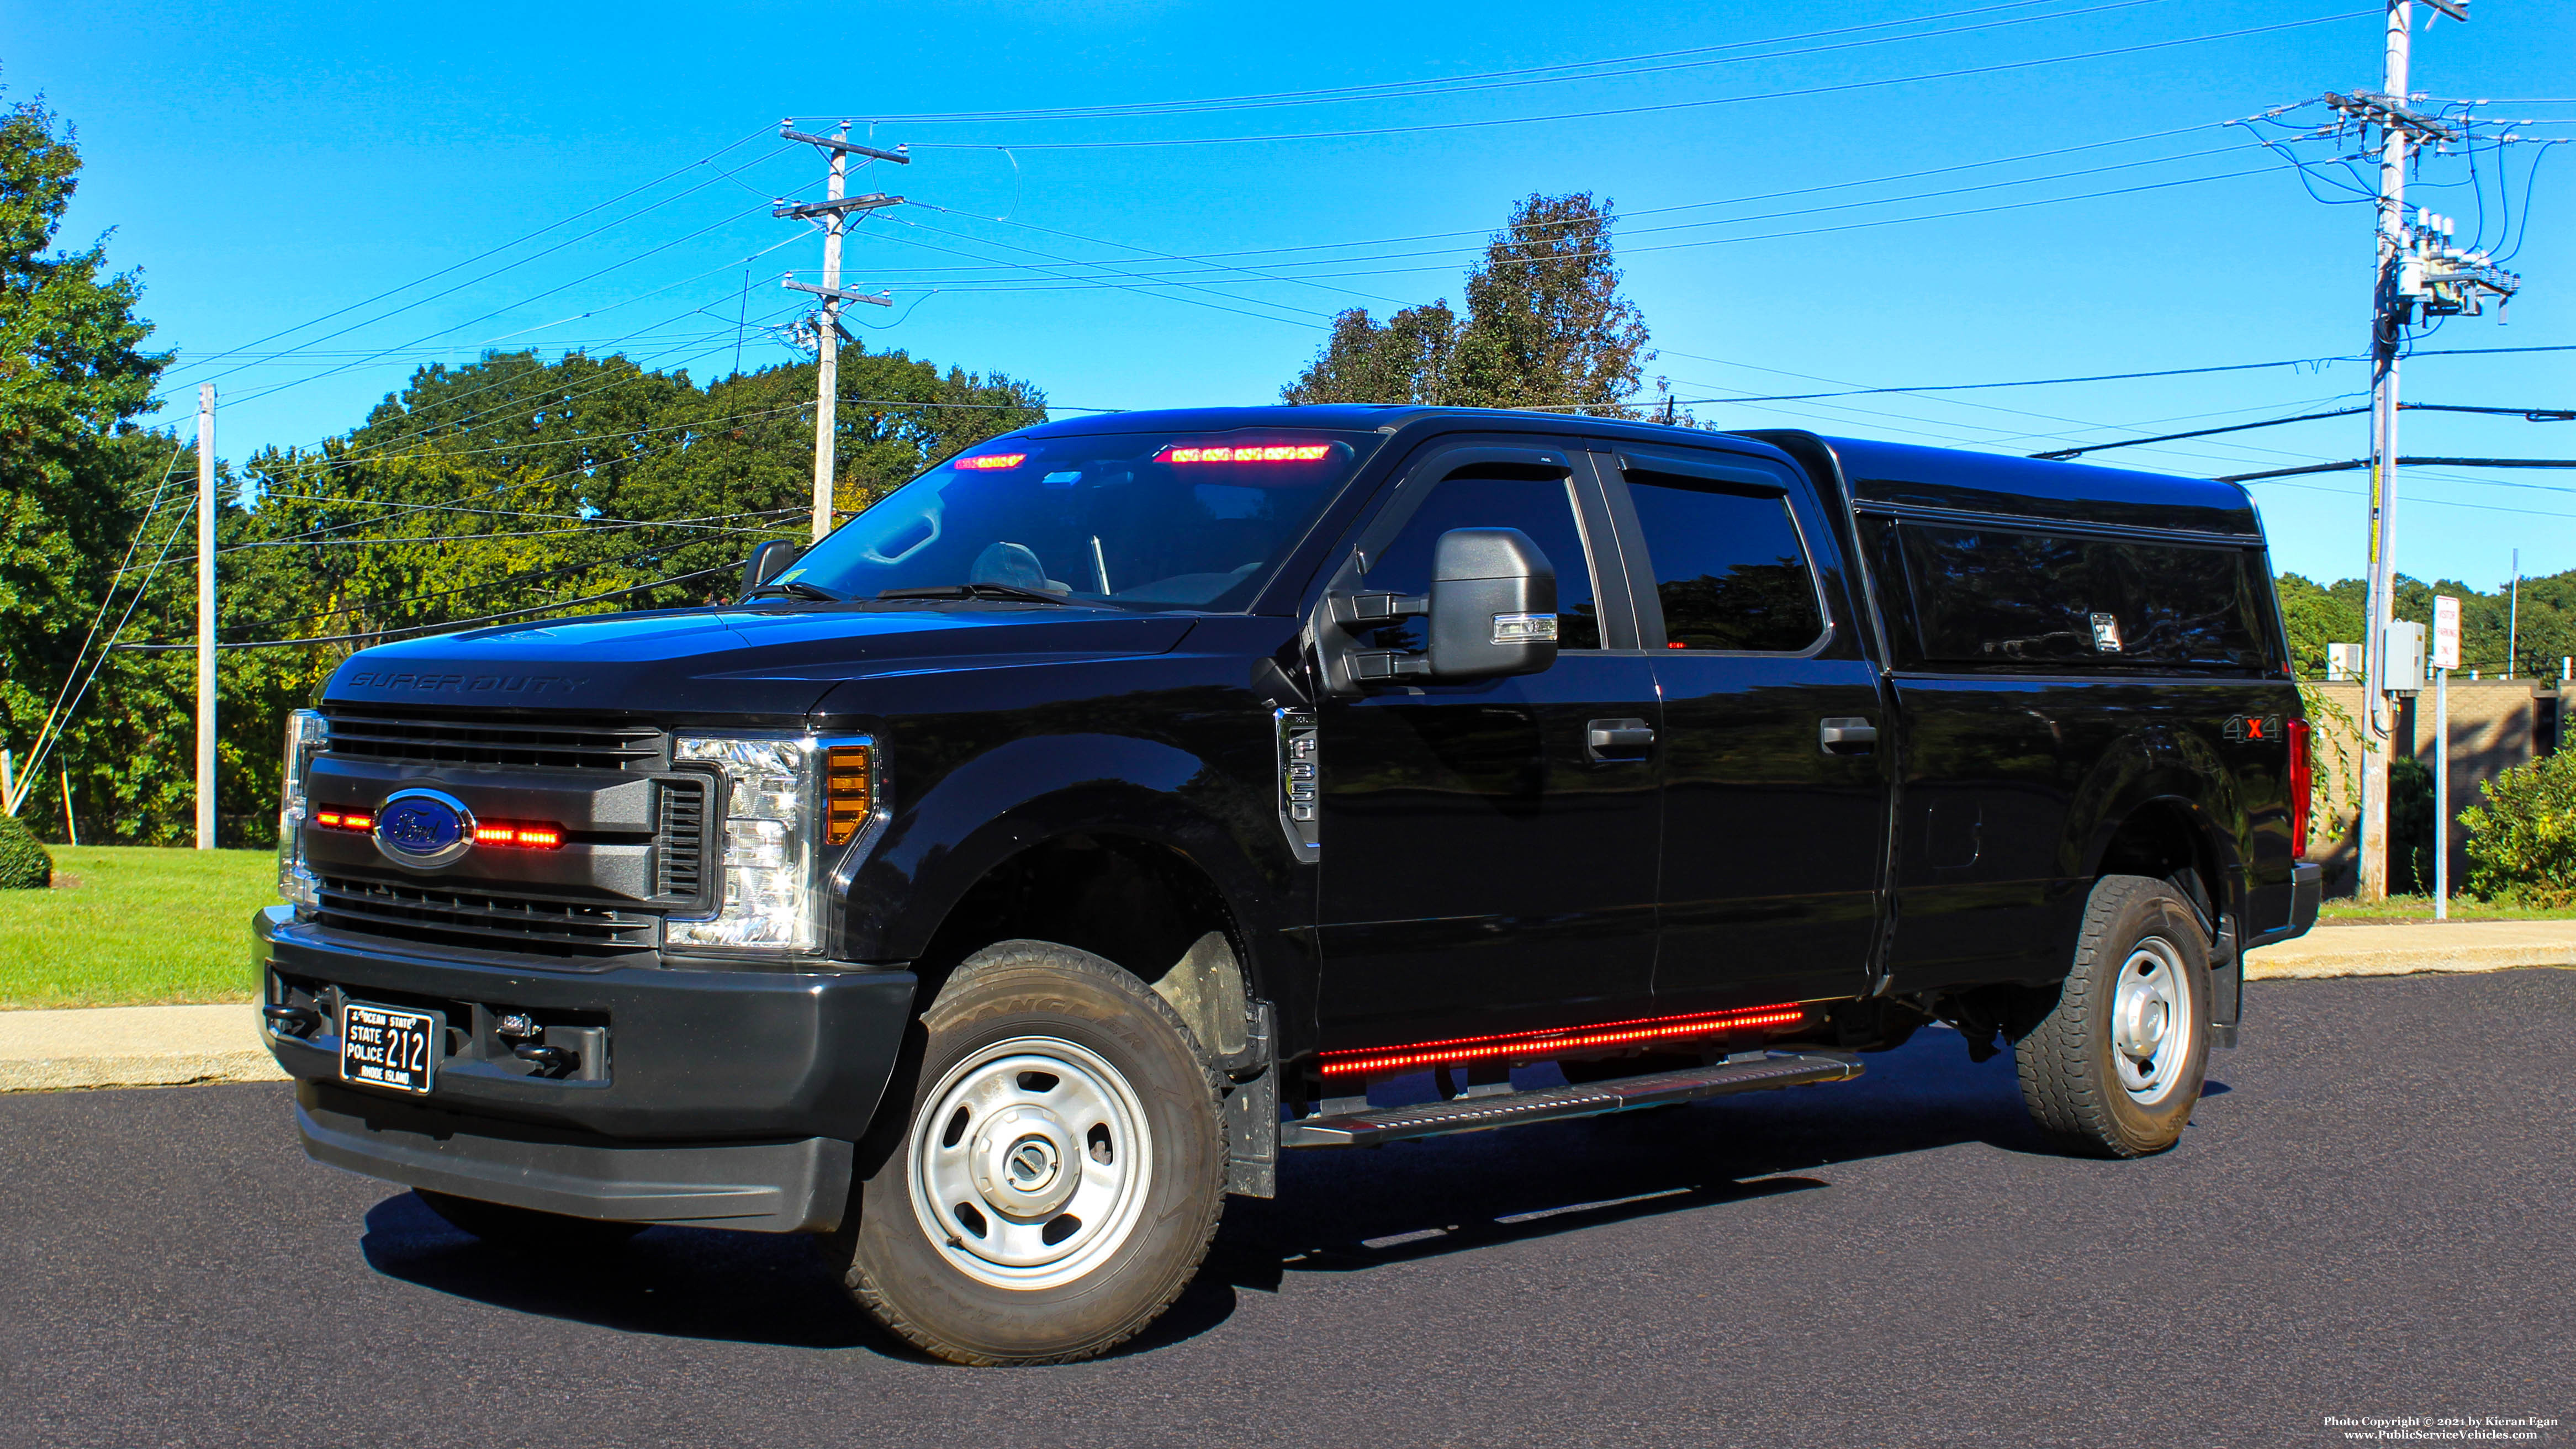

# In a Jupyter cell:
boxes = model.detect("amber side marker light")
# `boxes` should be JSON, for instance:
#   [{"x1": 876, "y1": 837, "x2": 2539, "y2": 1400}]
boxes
[
  {"x1": 1318, "y1": 1002, "x2": 1809, "y2": 1077},
  {"x1": 827, "y1": 745, "x2": 873, "y2": 845}
]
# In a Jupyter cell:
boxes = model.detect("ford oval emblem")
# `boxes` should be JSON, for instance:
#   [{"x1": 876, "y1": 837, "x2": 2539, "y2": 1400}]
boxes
[{"x1": 374, "y1": 788, "x2": 477, "y2": 869}]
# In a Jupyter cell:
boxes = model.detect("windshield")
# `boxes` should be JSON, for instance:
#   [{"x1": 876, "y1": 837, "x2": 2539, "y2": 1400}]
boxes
[{"x1": 773, "y1": 430, "x2": 1382, "y2": 611}]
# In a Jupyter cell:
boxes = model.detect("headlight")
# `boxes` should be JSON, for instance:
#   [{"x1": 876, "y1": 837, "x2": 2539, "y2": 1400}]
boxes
[
  {"x1": 276, "y1": 709, "x2": 327, "y2": 911},
  {"x1": 667, "y1": 733, "x2": 876, "y2": 953}
]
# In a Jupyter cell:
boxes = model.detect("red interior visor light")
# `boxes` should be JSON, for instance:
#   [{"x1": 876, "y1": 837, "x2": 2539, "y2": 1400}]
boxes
[
  {"x1": 953, "y1": 453, "x2": 1027, "y2": 470},
  {"x1": 1157, "y1": 443, "x2": 1334, "y2": 464}
]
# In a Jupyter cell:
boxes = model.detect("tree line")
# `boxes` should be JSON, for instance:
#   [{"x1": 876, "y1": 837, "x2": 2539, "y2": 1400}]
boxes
[
  {"x1": 2277, "y1": 571, "x2": 2576, "y2": 681},
  {"x1": 2, "y1": 96, "x2": 1043, "y2": 845}
]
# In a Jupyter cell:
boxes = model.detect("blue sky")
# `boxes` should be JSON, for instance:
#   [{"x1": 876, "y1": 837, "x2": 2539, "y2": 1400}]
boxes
[{"x1": 14, "y1": 0, "x2": 2575, "y2": 587}]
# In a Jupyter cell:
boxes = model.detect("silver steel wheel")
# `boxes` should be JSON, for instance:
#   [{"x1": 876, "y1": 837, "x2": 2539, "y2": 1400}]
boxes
[
  {"x1": 906, "y1": 1035, "x2": 1155, "y2": 1292},
  {"x1": 2110, "y1": 937, "x2": 2193, "y2": 1106}
]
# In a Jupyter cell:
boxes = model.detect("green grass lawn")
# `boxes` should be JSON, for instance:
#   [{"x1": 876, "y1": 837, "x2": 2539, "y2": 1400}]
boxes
[
  {"x1": 2315, "y1": 892, "x2": 2576, "y2": 924},
  {"x1": 0, "y1": 846, "x2": 275, "y2": 1009}
]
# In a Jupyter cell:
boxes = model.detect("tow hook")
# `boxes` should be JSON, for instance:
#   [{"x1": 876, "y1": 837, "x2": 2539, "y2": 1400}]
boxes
[{"x1": 496, "y1": 1012, "x2": 579, "y2": 1073}]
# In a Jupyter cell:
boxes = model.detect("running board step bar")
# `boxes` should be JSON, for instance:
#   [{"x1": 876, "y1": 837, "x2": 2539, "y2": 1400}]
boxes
[{"x1": 1279, "y1": 1051, "x2": 1865, "y2": 1149}]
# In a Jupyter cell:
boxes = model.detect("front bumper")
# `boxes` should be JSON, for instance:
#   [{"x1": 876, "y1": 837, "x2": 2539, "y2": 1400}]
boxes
[
  {"x1": 255, "y1": 906, "x2": 915, "y2": 1230},
  {"x1": 297, "y1": 1081, "x2": 852, "y2": 1231}
]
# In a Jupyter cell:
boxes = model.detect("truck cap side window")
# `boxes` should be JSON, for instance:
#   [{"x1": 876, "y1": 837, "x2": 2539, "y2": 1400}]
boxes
[
  {"x1": 1900, "y1": 523, "x2": 2272, "y2": 671},
  {"x1": 1357, "y1": 466, "x2": 1603, "y2": 651},
  {"x1": 1623, "y1": 479, "x2": 1824, "y2": 652},
  {"x1": 778, "y1": 431, "x2": 1381, "y2": 611}
]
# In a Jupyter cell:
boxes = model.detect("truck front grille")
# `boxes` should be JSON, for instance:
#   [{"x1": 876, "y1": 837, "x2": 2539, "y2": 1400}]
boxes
[
  {"x1": 326, "y1": 713, "x2": 662, "y2": 772},
  {"x1": 316, "y1": 876, "x2": 658, "y2": 960}
]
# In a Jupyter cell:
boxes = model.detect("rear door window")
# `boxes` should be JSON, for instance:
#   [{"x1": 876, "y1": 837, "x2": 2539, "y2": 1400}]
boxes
[
  {"x1": 1624, "y1": 479, "x2": 1825, "y2": 652},
  {"x1": 1898, "y1": 523, "x2": 2271, "y2": 670}
]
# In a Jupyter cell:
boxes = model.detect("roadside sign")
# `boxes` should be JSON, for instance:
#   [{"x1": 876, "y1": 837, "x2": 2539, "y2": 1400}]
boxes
[{"x1": 2433, "y1": 594, "x2": 2462, "y2": 671}]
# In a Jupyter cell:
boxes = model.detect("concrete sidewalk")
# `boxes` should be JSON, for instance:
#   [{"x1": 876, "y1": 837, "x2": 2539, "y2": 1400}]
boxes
[
  {"x1": 0, "y1": 1003, "x2": 287, "y2": 1093},
  {"x1": 3, "y1": 921, "x2": 2570, "y2": 1092},
  {"x1": 2242, "y1": 918, "x2": 2576, "y2": 979}
]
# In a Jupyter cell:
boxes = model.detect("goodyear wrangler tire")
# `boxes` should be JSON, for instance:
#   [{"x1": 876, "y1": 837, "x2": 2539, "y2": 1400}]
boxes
[
  {"x1": 824, "y1": 940, "x2": 1226, "y2": 1366},
  {"x1": 2014, "y1": 874, "x2": 2213, "y2": 1159}
]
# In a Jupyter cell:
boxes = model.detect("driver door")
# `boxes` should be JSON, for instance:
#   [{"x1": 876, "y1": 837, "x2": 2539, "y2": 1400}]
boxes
[{"x1": 1311, "y1": 443, "x2": 1663, "y2": 1050}]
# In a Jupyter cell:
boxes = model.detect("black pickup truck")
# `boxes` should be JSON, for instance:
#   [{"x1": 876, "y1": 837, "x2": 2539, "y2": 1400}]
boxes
[{"x1": 254, "y1": 405, "x2": 2321, "y2": 1365}]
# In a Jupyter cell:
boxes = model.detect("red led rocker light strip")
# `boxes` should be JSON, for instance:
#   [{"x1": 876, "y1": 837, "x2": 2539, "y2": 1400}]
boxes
[{"x1": 1318, "y1": 1002, "x2": 1810, "y2": 1078}]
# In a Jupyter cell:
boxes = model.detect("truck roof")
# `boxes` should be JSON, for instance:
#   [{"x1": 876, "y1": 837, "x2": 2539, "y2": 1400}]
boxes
[
  {"x1": 1003, "y1": 407, "x2": 2263, "y2": 540},
  {"x1": 1815, "y1": 435, "x2": 2263, "y2": 538}
]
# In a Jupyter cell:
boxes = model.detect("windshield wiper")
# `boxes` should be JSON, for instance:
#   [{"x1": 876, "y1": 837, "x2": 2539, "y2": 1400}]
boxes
[
  {"x1": 742, "y1": 580, "x2": 842, "y2": 602},
  {"x1": 877, "y1": 583, "x2": 1076, "y2": 606}
]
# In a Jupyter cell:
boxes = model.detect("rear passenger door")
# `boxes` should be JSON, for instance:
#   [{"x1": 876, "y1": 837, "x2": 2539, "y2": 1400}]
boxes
[{"x1": 1593, "y1": 445, "x2": 1890, "y2": 1011}]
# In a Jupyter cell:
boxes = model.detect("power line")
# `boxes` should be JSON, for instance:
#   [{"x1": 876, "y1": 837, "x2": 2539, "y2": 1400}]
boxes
[
  {"x1": 155, "y1": 124, "x2": 780, "y2": 385},
  {"x1": 222, "y1": 192, "x2": 792, "y2": 409},
  {"x1": 2030, "y1": 401, "x2": 2573, "y2": 458},
  {"x1": 897, "y1": 119, "x2": 2228, "y2": 274},
  {"x1": 171, "y1": 147, "x2": 796, "y2": 404},
  {"x1": 828, "y1": 0, "x2": 2148, "y2": 124},
  {"x1": 882, "y1": 10, "x2": 2374, "y2": 151},
  {"x1": 841, "y1": 162, "x2": 2284, "y2": 315},
  {"x1": 877, "y1": 140, "x2": 2251, "y2": 293}
]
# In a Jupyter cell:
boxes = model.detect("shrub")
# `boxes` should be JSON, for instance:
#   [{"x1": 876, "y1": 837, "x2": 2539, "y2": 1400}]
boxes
[
  {"x1": 0, "y1": 813, "x2": 52, "y2": 890},
  {"x1": 2459, "y1": 750, "x2": 2576, "y2": 907}
]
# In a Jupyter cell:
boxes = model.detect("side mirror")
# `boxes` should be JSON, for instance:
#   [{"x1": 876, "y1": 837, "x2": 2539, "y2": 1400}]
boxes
[
  {"x1": 739, "y1": 538, "x2": 801, "y2": 597},
  {"x1": 1426, "y1": 528, "x2": 1557, "y2": 680}
]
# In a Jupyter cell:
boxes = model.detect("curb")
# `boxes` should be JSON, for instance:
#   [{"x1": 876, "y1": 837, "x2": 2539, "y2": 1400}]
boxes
[
  {"x1": 0, "y1": 1003, "x2": 288, "y2": 1094},
  {"x1": 2243, "y1": 920, "x2": 2576, "y2": 981}
]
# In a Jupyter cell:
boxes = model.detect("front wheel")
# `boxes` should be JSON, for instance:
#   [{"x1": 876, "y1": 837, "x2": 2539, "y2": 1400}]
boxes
[
  {"x1": 2014, "y1": 874, "x2": 2212, "y2": 1158},
  {"x1": 823, "y1": 940, "x2": 1226, "y2": 1366}
]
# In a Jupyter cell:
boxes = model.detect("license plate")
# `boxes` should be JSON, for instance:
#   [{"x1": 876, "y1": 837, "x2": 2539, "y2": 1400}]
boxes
[{"x1": 339, "y1": 1002, "x2": 443, "y2": 1095}]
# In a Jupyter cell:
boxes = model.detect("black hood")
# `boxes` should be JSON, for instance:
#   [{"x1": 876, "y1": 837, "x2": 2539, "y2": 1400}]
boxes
[{"x1": 322, "y1": 605, "x2": 1199, "y2": 720}]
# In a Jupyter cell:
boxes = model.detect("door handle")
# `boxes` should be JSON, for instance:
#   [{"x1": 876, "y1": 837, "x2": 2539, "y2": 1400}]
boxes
[
  {"x1": 1587, "y1": 718, "x2": 1654, "y2": 761},
  {"x1": 1819, "y1": 717, "x2": 1877, "y2": 754}
]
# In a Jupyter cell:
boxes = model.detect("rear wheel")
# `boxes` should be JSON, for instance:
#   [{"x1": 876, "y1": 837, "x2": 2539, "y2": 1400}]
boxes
[
  {"x1": 415, "y1": 1191, "x2": 645, "y2": 1252},
  {"x1": 2014, "y1": 874, "x2": 2212, "y2": 1159},
  {"x1": 823, "y1": 940, "x2": 1226, "y2": 1366}
]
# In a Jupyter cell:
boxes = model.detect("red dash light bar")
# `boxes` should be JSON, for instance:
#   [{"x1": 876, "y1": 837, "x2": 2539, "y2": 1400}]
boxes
[
  {"x1": 1317, "y1": 1003, "x2": 1810, "y2": 1077},
  {"x1": 472, "y1": 821, "x2": 565, "y2": 849},
  {"x1": 953, "y1": 453, "x2": 1027, "y2": 470},
  {"x1": 1156, "y1": 443, "x2": 1334, "y2": 464}
]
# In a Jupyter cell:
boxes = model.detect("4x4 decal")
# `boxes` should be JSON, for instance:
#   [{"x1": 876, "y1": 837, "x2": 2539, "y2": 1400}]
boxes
[{"x1": 2222, "y1": 714, "x2": 2284, "y2": 743}]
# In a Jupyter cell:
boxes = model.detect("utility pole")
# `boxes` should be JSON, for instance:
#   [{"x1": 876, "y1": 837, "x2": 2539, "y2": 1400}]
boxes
[
  {"x1": 775, "y1": 123, "x2": 906, "y2": 543},
  {"x1": 195, "y1": 383, "x2": 216, "y2": 851},
  {"x1": 2507, "y1": 547, "x2": 2520, "y2": 676},
  {"x1": 2321, "y1": 0, "x2": 2521, "y2": 898}
]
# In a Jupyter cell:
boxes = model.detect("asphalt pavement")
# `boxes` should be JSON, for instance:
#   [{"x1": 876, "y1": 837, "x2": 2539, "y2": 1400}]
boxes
[{"x1": 3, "y1": 969, "x2": 2569, "y2": 1449}]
